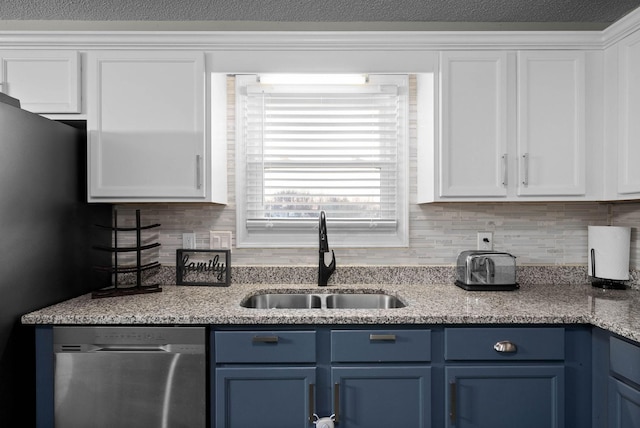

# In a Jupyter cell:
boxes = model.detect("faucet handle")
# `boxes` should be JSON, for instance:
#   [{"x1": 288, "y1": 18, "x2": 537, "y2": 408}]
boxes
[
  {"x1": 318, "y1": 211, "x2": 336, "y2": 286},
  {"x1": 324, "y1": 249, "x2": 336, "y2": 270},
  {"x1": 319, "y1": 211, "x2": 329, "y2": 252}
]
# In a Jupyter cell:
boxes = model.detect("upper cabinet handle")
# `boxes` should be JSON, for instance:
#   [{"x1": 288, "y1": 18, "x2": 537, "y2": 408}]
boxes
[
  {"x1": 196, "y1": 155, "x2": 202, "y2": 189},
  {"x1": 501, "y1": 154, "x2": 508, "y2": 186},
  {"x1": 521, "y1": 153, "x2": 529, "y2": 186},
  {"x1": 494, "y1": 340, "x2": 517, "y2": 353}
]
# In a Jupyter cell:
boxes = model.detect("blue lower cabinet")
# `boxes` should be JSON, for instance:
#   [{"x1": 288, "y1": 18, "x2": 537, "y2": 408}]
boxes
[
  {"x1": 609, "y1": 335, "x2": 640, "y2": 427},
  {"x1": 331, "y1": 366, "x2": 431, "y2": 428},
  {"x1": 215, "y1": 367, "x2": 316, "y2": 428},
  {"x1": 445, "y1": 366, "x2": 565, "y2": 428},
  {"x1": 609, "y1": 377, "x2": 640, "y2": 427}
]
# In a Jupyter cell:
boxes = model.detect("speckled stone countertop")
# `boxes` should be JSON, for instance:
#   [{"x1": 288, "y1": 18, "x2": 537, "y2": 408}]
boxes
[{"x1": 21, "y1": 282, "x2": 640, "y2": 343}]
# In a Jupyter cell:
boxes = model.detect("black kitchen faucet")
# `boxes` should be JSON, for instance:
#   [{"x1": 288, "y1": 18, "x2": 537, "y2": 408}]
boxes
[{"x1": 318, "y1": 211, "x2": 336, "y2": 286}]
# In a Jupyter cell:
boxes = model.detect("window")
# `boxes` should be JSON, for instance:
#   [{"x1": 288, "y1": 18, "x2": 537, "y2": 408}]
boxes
[{"x1": 235, "y1": 74, "x2": 408, "y2": 248}]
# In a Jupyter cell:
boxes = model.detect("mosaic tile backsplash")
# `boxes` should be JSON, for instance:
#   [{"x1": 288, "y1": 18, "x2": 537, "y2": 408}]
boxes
[{"x1": 112, "y1": 202, "x2": 639, "y2": 266}]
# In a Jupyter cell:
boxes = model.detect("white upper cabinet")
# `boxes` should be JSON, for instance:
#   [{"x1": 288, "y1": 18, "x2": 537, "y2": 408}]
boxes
[
  {"x1": 516, "y1": 51, "x2": 586, "y2": 197},
  {"x1": 438, "y1": 51, "x2": 510, "y2": 198},
  {"x1": 420, "y1": 49, "x2": 589, "y2": 202},
  {"x1": 0, "y1": 50, "x2": 80, "y2": 114},
  {"x1": 87, "y1": 51, "x2": 226, "y2": 203},
  {"x1": 617, "y1": 30, "x2": 640, "y2": 196}
]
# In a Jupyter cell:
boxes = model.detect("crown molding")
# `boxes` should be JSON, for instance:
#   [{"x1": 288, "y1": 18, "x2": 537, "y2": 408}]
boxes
[
  {"x1": 0, "y1": 20, "x2": 611, "y2": 32},
  {"x1": 4, "y1": 10, "x2": 640, "y2": 52},
  {"x1": 602, "y1": 7, "x2": 640, "y2": 48},
  {"x1": 0, "y1": 29, "x2": 605, "y2": 51}
]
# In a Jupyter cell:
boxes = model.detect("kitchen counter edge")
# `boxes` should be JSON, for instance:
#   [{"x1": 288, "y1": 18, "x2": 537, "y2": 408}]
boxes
[{"x1": 20, "y1": 282, "x2": 639, "y2": 342}]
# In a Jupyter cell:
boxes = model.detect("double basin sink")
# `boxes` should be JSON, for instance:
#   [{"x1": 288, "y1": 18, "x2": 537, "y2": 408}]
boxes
[{"x1": 242, "y1": 291, "x2": 405, "y2": 310}]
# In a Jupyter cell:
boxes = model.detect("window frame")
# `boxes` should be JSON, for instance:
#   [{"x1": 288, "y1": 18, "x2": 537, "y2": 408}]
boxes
[{"x1": 235, "y1": 73, "x2": 410, "y2": 249}]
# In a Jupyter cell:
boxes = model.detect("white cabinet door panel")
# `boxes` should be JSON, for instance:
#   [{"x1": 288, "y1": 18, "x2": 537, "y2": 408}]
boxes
[
  {"x1": 517, "y1": 51, "x2": 586, "y2": 196},
  {"x1": 0, "y1": 50, "x2": 80, "y2": 113},
  {"x1": 618, "y1": 31, "x2": 640, "y2": 195},
  {"x1": 439, "y1": 51, "x2": 509, "y2": 198},
  {"x1": 88, "y1": 51, "x2": 206, "y2": 201}
]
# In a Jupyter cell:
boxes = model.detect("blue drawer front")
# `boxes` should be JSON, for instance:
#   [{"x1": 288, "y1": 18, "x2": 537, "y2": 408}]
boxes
[
  {"x1": 611, "y1": 336, "x2": 640, "y2": 385},
  {"x1": 215, "y1": 331, "x2": 316, "y2": 363},
  {"x1": 331, "y1": 329, "x2": 431, "y2": 362},
  {"x1": 445, "y1": 327, "x2": 565, "y2": 361}
]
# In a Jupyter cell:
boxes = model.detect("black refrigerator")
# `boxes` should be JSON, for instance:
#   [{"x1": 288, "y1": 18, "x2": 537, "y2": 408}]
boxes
[{"x1": 0, "y1": 95, "x2": 112, "y2": 427}]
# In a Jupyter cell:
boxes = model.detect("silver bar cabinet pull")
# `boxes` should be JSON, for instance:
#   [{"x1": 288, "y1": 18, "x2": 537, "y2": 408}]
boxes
[
  {"x1": 333, "y1": 383, "x2": 341, "y2": 423},
  {"x1": 522, "y1": 153, "x2": 529, "y2": 186},
  {"x1": 252, "y1": 335, "x2": 279, "y2": 343},
  {"x1": 196, "y1": 154, "x2": 202, "y2": 189},
  {"x1": 308, "y1": 383, "x2": 315, "y2": 423},
  {"x1": 369, "y1": 334, "x2": 396, "y2": 342},
  {"x1": 501, "y1": 154, "x2": 508, "y2": 186},
  {"x1": 449, "y1": 380, "x2": 457, "y2": 424}
]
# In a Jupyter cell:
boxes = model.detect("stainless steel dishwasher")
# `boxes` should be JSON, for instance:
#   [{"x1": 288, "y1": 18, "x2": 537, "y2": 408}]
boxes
[{"x1": 53, "y1": 326, "x2": 206, "y2": 428}]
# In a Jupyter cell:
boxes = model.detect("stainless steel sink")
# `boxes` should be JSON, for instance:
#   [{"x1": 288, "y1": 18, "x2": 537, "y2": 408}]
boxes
[
  {"x1": 325, "y1": 293, "x2": 405, "y2": 309},
  {"x1": 241, "y1": 291, "x2": 405, "y2": 309},
  {"x1": 242, "y1": 293, "x2": 322, "y2": 309}
]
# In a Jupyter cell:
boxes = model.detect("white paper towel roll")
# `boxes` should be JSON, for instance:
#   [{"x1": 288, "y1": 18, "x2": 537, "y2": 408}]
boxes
[{"x1": 587, "y1": 226, "x2": 631, "y2": 281}]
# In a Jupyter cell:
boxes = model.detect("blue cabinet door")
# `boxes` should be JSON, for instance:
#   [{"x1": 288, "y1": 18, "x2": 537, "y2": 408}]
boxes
[
  {"x1": 609, "y1": 377, "x2": 640, "y2": 427},
  {"x1": 331, "y1": 366, "x2": 431, "y2": 428},
  {"x1": 445, "y1": 366, "x2": 565, "y2": 428},
  {"x1": 215, "y1": 367, "x2": 316, "y2": 428}
]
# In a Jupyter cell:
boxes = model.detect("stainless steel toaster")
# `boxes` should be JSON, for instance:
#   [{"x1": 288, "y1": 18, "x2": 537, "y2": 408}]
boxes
[{"x1": 455, "y1": 251, "x2": 518, "y2": 290}]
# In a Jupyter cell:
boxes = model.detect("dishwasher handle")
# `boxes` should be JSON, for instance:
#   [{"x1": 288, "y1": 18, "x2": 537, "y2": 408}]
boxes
[
  {"x1": 56, "y1": 343, "x2": 205, "y2": 354},
  {"x1": 95, "y1": 344, "x2": 171, "y2": 352}
]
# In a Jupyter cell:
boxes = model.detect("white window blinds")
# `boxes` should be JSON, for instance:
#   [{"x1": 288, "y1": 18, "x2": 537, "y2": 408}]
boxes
[{"x1": 236, "y1": 74, "x2": 408, "y2": 247}]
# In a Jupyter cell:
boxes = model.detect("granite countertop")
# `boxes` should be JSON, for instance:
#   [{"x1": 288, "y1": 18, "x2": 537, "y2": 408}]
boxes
[{"x1": 21, "y1": 282, "x2": 640, "y2": 343}]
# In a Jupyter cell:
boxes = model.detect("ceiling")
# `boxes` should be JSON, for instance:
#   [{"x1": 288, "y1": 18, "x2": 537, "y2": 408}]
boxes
[{"x1": 1, "y1": 0, "x2": 640, "y2": 31}]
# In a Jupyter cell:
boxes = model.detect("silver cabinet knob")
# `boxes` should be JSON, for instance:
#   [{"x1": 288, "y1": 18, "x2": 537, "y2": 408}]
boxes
[{"x1": 494, "y1": 340, "x2": 517, "y2": 353}]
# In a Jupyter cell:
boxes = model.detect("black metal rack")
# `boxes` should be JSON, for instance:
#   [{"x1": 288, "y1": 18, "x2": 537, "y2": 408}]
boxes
[{"x1": 92, "y1": 209, "x2": 162, "y2": 298}]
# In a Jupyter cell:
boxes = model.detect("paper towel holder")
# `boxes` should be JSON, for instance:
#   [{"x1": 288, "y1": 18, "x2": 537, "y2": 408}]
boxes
[{"x1": 590, "y1": 248, "x2": 627, "y2": 290}]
